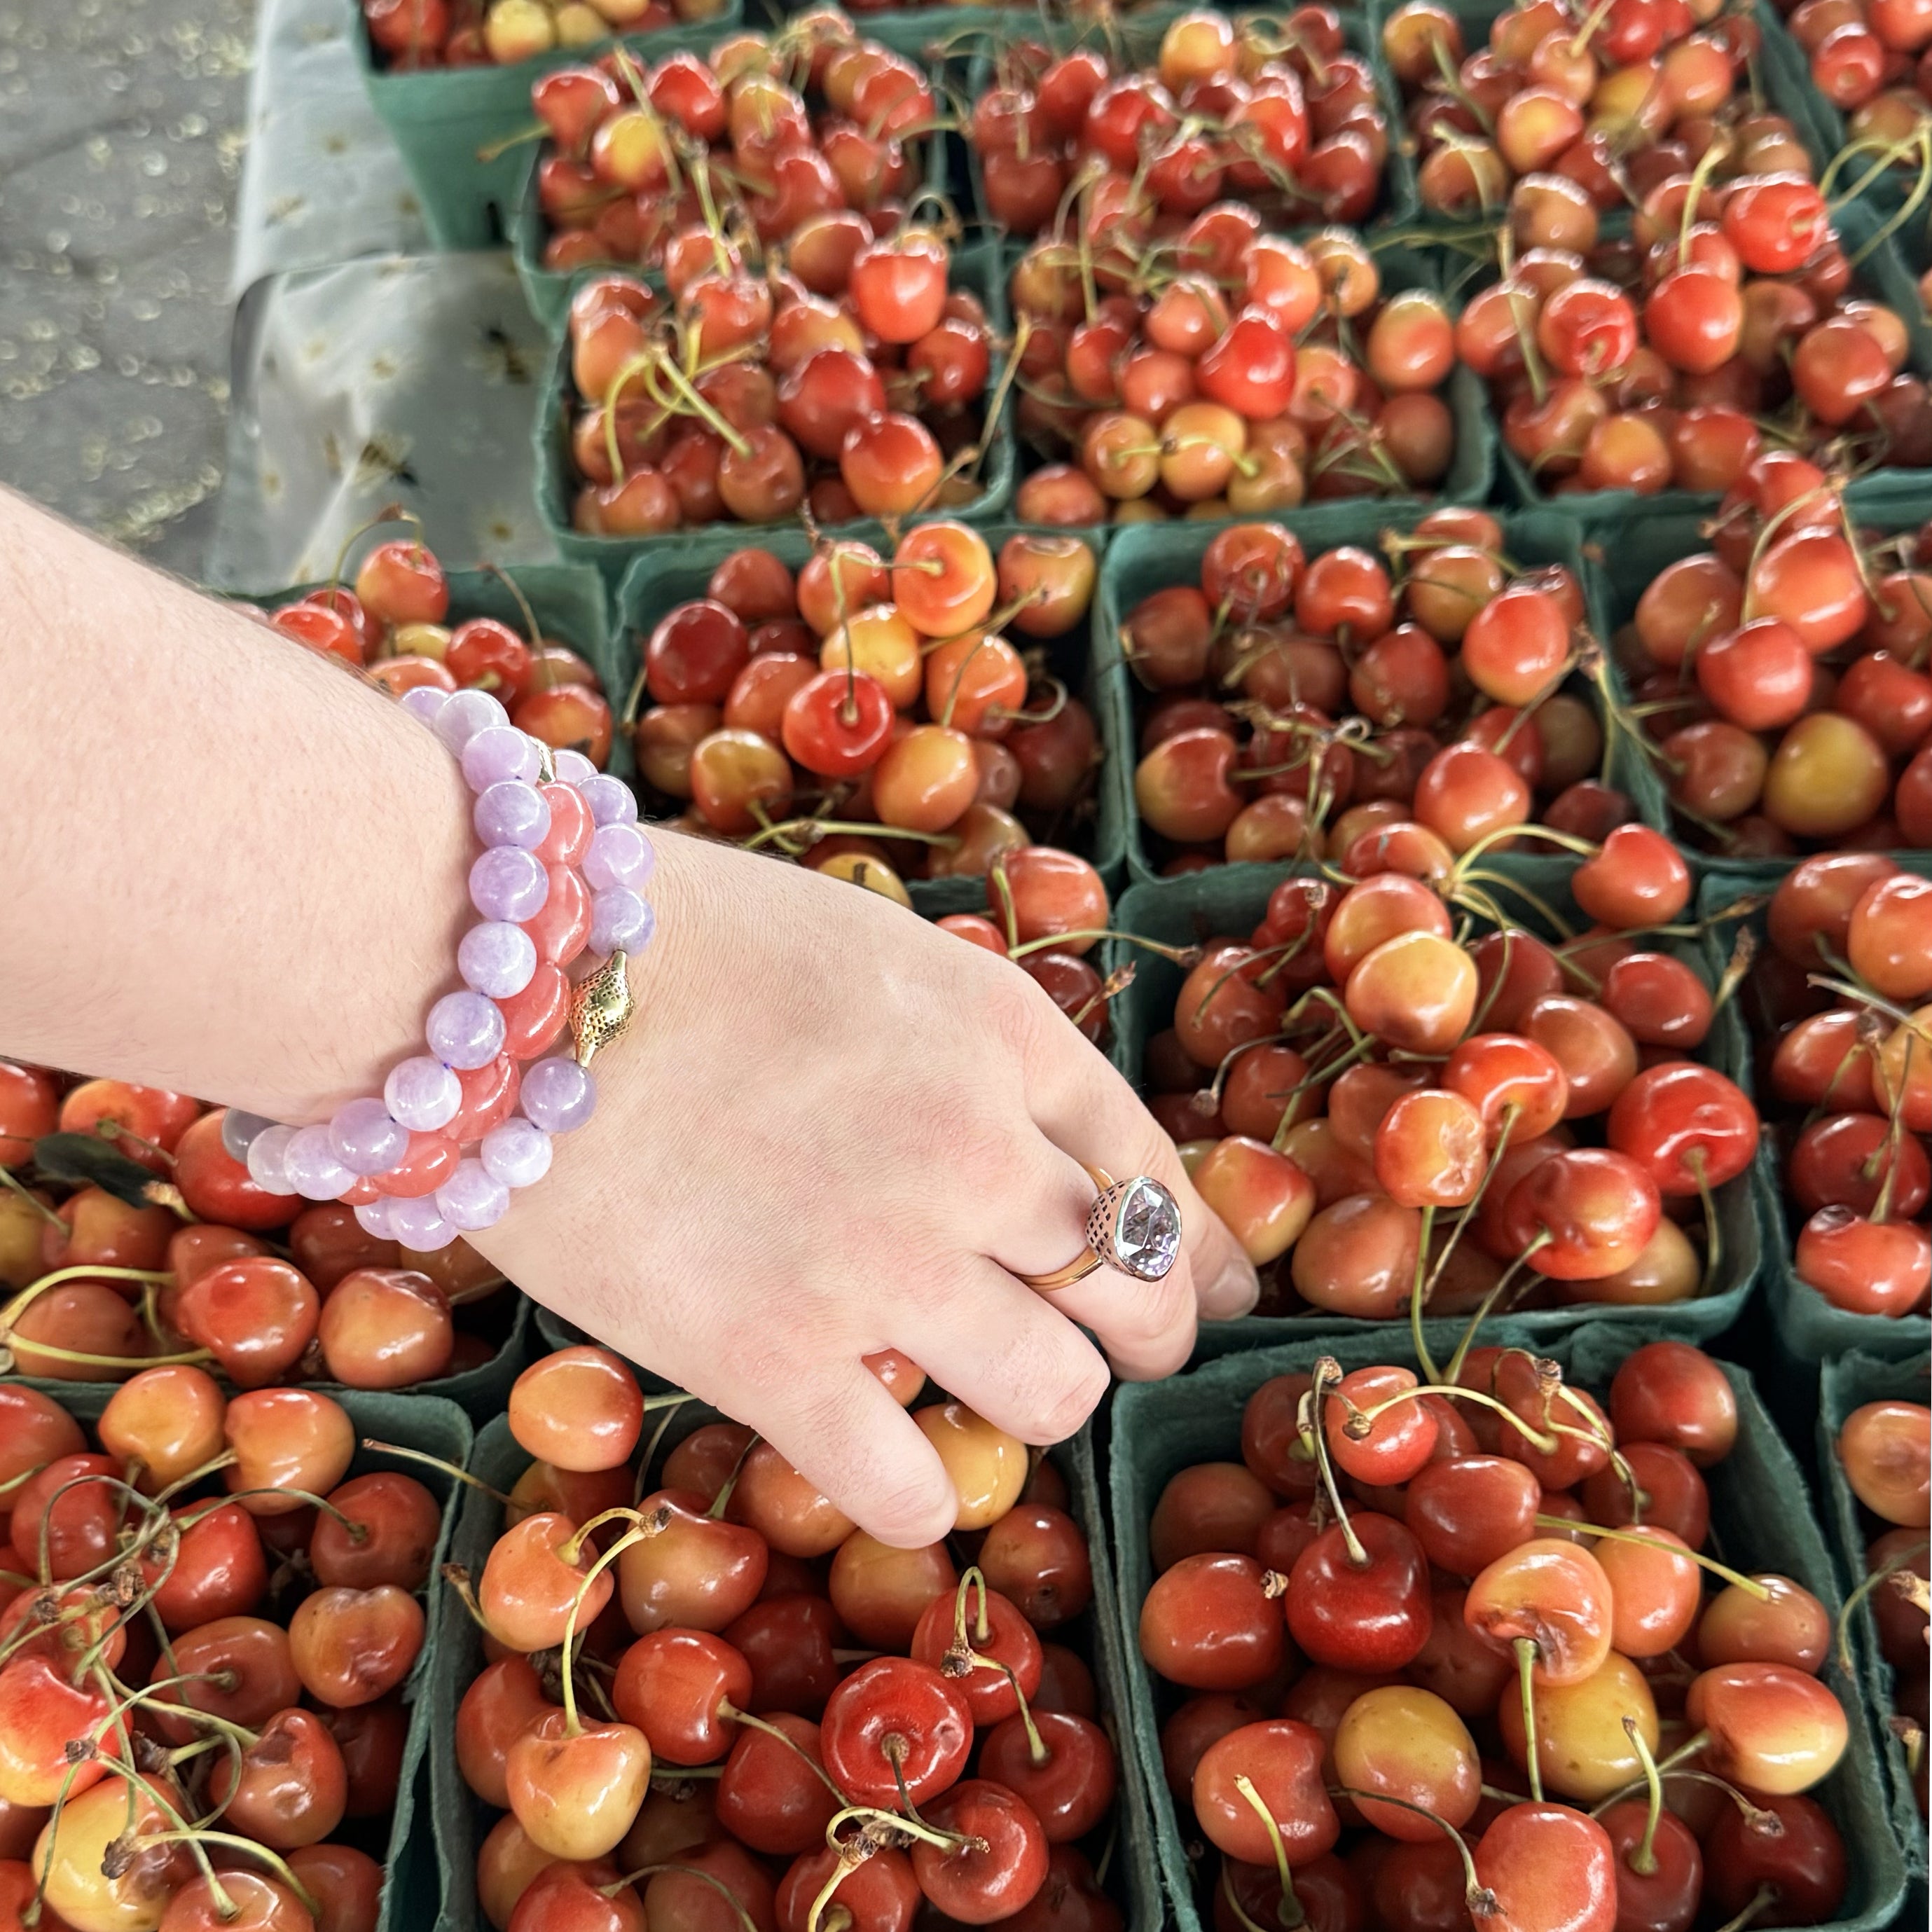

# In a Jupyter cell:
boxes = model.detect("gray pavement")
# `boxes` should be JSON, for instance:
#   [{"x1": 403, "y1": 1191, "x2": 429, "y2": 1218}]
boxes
[{"x1": 0, "y1": 0, "x2": 256, "y2": 576}]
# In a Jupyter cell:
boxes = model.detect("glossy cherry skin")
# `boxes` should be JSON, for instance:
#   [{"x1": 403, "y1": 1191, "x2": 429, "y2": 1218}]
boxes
[
  {"x1": 612, "y1": 1628, "x2": 752, "y2": 1765},
  {"x1": 1597, "y1": 1798, "x2": 1701, "y2": 1932},
  {"x1": 457, "y1": 1657, "x2": 556, "y2": 1807},
  {"x1": 1686, "y1": 1662, "x2": 1849, "y2": 1792},
  {"x1": 1606, "y1": 1063, "x2": 1759, "y2": 1196},
  {"x1": 1472, "y1": 1802, "x2": 1618, "y2": 1932},
  {"x1": 1286, "y1": 1514, "x2": 1433, "y2": 1672},
  {"x1": 1704, "y1": 1792, "x2": 1847, "y2": 1925},
  {"x1": 619, "y1": 1491, "x2": 768, "y2": 1633},
  {"x1": 1191, "y1": 1718, "x2": 1337, "y2": 1867},
  {"x1": 979, "y1": 1710, "x2": 1117, "y2": 1844},
  {"x1": 1407, "y1": 1456, "x2": 1542, "y2": 1576},
  {"x1": 723, "y1": 1596, "x2": 842, "y2": 1717},
  {"x1": 1140, "y1": 1553, "x2": 1285, "y2": 1690},
  {"x1": 478, "y1": 1510, "x2": 612, "y2": 1653},
  {"x1": 1465, "y1": 1538, "x2": 1613, "y2": 1687},
  {"x1": 205, "y1": 1706, "x2": 349, "y2": 1847},
  {"x1": 911, "y1": 1780, "x2": 1050, "y2": 1924},
  {"x1": 979, "y1": 1503, "x2": 1094, "y2": 1629},
  {"x1": 715, "y1": 1711, "x2": 839, "y2": 1856},
  {"x1": 776, "y1": 1847, "x2": 920, "y2": 1932},
  {"x1": 1606, "y1": 1341, "x2": 1737, "y2": 1466},
  {"x1": 820, "y1": 1656, "x2": 972, "y2": 1807}
]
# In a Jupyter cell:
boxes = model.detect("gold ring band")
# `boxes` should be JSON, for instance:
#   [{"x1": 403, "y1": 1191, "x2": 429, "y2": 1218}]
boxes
[
  {"x1": 1021, "y1": 1166, "x2": 1116, "y2": 1292},
  {"x1": 1021, "y1": 1167, "x2": 1184, "y2": 1293}
]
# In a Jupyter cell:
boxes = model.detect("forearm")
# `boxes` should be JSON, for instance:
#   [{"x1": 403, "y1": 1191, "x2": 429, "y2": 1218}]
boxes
[{"x1": 0, "y1": 488, "x2": 475, "y2": 1118}]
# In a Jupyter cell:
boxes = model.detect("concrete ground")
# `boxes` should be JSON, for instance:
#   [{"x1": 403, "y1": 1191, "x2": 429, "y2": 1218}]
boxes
[{"x1": 0, "y1": 0, "x2": 255, "y2": 577}]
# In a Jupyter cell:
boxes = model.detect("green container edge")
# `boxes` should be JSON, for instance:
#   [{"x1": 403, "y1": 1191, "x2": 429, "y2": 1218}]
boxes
[
  {"x1": 1105, "y1": 1321, "x2": 1912, "y2": 1932},
  {"x1": 1108, "y1": 851, "x2": 1760, "y2": 1354},
  {"x1": 532, "y1": 235, "x2": 1017, "y2": 585}
]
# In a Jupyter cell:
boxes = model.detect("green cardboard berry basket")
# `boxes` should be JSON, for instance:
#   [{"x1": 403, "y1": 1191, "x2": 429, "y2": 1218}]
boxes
[
  {"x1": 1095, "y1": 503, "x2": 1675, "y2": 888},
  {"x1": 534, "y1": 236, "x2": 1016, "y2": 584},
  {"x1": 510, "y1": 18, "x2": 965, "y2": 338},
  {"x1": 1578, "y1": 499, "x2": 1932, "y2": 881},
  {"x1": 1699, "y1": 867, "x2": 1932, "y2": 1367},
  {"x1": 962, "y1": 6, "x2": 1417, "y2": 237},
  {"x1": 1000, "y1": 237, "x2": 1496, "y2": 520},
  {"x1": 428, "y1": 1388, "x2": 1159, "y2": 1932},
  {"x1": 610, "y1": 517, "x2": 1125, "y2": 909},
  {"x1": 1108, "y1": 853, "x2": 1760, "y2": 1353},
  {"x1": 1105, "y1": 1323, "x2": 1912, "y2": 1932},
  {"x1": 24, "y1": 1381, "x2": 473, "y2": 1932},
  {"x1": 1818, "y1": 1351, "x2": 1932, "y2": 1882},
  {"x1": 350, "y1": 0, "x2": 744, "y2": 251}
]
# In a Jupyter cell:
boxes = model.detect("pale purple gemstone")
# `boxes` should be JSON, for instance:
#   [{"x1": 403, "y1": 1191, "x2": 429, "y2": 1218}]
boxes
[
  {"x1": 284, "y1": 1124, "x2": 357, "y2": 1201},
  {"x1": 474, "y1": 780, "x2": 550, "y2": 852},
  {"x1": 221, "y1": 1109, "x2": 272, "y2": 1162},
  {"x1": 584, "y1": 822, "x2": 651, "y2": 891},
  {"x1": 554, "y1": 749, "x2": 597, "y2": 785},
  {"x1": 590, "y1": 888, "x2": 651, "y2": 957},
  {"x1": 387, "y1": 1194, "x2": 456, "y2": 1251},
  {"x1": 523, "y1": 1056, "x2": 597, "y2": 1133},
  {"x1": 427, "y1": 989, "x2": 506, "y2": 1071},
  {"x1": 577, "y1": 773, "x2": 640, "y2": 829},
  {"x1": 458, "y1": 921, "x2": 538, "y2": 1000},
  {"x1": 470, "y1": 846, "x2": 548, "y2": 923},
  {"x1": 329, "y1": 1096, "x2": 409, "y2": 1177},
  {"x1": 354, "y1": 1198, "x2": 398, "y2": 1241},
  {"x1": 436, "y1": 1157, "x2": 509, "y2": 1232},
  {"x1": 246, "y1": 1123, "x2": 297, "y2": 1195},
  {"x1": 385, "y1": 1056, "x2": 462, "y2": 1133},
  {"x1": 462, "y1": 724, "x2": 541, "y2": 793},
  {"x1": 434, "y1": 688, "x2": 508, "y2": 754},
  {"x1": 481, "y1": 1117, "x2": 553, "y2": 1189},
  {"x1": 399, "y1": 686, "x2": 449, "y2": 726}
]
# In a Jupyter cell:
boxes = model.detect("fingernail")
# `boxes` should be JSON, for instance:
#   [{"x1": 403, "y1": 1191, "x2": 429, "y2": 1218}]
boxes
[{"x1": 1205, "y1": 1255, "x2": 1260, "y2": 1319}]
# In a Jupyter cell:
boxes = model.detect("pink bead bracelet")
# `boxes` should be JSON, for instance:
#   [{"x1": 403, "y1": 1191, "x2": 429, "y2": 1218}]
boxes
[{"x1": 221, "y1": 684, "x2": 652, "y2": 1251}]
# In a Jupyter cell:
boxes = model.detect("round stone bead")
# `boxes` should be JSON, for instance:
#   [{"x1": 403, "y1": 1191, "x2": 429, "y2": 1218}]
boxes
[
  {"x1": 245, "y1": 1124, "x2": 297, "y2": 1196},
  {"x1": 284, "y1": 1124, "x2": 357, "y2": 1202},
  {"x1": 399, "y1": 686, "x2": 449, "y2": 726},
  {"x1": 522, "y1": 1056, "x2": 597, "y2": 1134},
  {"x1": 427, "y1": 990, "x2": 506, "y2": 1072},
  {"x1": 387, "y1": 1194, "x2": 456, "y2": 1251},
  {"x1": 353, "y1": 1199, "x2": 398, "y2": 1241},
  {"x1": 461, "y1": 724, "x2": 542, "y2": 793},
  {"x1": 474, "y1": 781, "x2": 550, "y2": 852},
  {"x1": 553, "y1": 750, "x2": 598, "y2": 785},
  {"x1": 436, "y1": 1158, "x2": 510, "y2": 1233},
  {"x1": 584, "y1": 822, "x2": 652, "y2": 891},
  {"x1": 434, "y1": 688, "x2": 508, "y2": 754},
  {"x1": 221, "y1": 1110, "x2": 272, "y2": 1163},
  {"x1": 458, "y1": 921, "x2": 538, "y2": 1000},
  {"x1": 385, "y1": 1056, "x2": 462, "y2": 1133},
  {"x1": 470, "y1": 846, "x2": 548, "y2": 923},
  {"x1": 590, "y1": 888, "x2": 652, "y2": 957},
  {"x1": 329, "y1": 1097, "x2": 409, "y2": 1177},
  {"x1": 577, "y1": 773, "x2": 640, "y2": 828},
  {"x1": 481, "y1": 1117, "x2": 552, "y2": 1189}
]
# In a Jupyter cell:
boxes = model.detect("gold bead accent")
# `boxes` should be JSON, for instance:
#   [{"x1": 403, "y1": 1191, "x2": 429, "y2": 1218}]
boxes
[{"x1": 570, "y1": 950, "x2": 633, "y2": 1068}]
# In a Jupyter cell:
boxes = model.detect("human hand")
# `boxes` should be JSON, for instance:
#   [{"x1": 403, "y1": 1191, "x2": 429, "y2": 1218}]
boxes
[{"x1": 472, "y1": 832, "x2": 1258, "y2": 1547}]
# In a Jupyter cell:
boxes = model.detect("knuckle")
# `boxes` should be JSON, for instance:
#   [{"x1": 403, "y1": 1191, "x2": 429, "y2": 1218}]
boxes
[{"x1": 1038, "y1": 1353, "x2": 1110, "y2": 1441}]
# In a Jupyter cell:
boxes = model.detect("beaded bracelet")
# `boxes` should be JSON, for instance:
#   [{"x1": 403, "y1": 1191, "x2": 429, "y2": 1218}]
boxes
[{"x1": 220, "y1": 684, "x2": 653, "y2": 1252}]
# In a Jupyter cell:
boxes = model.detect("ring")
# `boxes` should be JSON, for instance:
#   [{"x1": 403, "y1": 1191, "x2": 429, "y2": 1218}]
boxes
[{"x1": 1021, "y1": 1166, "x2": 1184, "y2": 1292}]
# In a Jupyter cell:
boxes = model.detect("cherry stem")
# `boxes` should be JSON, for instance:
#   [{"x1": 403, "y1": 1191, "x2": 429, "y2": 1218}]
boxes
[
  {"x1": 708, "y1": 1434, "x2": 759, "y2": 1522},
  {"x1": 1513, "y1": 1638, "x2": 1544, "y2": 1800},
  {"x1": 1351, "y1": 1381, "x2": 1557, "y2": 1455},
  {"x1": 717, "y1": 1702, "x2": 848, "y2": 1802},
  {"x1": 1531, "y1": 1517, "x2": 1769, "y2": 1596},
  {"x1": 1408, "y1": 1203, "x2": 1442, "y2": 1386},
  {"x1": 1711, "y1": 1884, "x2": 1776, "y2": 1932},
  {"x1": 0, "y1": 1264, "x2": 174, "y2": 1336},
  {"x1": 1419, "y1": 1105, "x2": 1517, "y2": 1330},
  {"x1": 1652, "y1": 1728, "x2": 1711, "y2": 1775},
  {"x1": 1835, "y1": 1537, "x2": 1931, "y2": 1674},
  {"x1": 0, "y1": 1165, "x2": 62, "y2": 1227},
  {"x1": 1442, "y1": 1234, "x2": 1551, "y2": 1384},
  {"x1": 804, "y1": 1847, "x2": 871, "y2": 1932},
  {"x1": 139, "y1": 1830, "x2": 319, "y2": 1915},
  {"x1": 824, "y1": 1802, "x2": 972, "y2": 1854},
  {"x1": 1005, "y1": 929, "x2": 1196, "y2": 965},
  {"x1": 358, "y1": 1439, "x2": 510, "y2": 1503},
  {"x1": 1623, "y1": 1718, "x2": 1664, "y2": 1875},
  {"x1": 1299, "y1": 1360, "x2": 1367, "y2": 1567},
  {"x1": 1231, "y1": 1776, "x2": 1305, "y2": 1930},
  {"x1": 440, "y1": 1562, "x2": 492, "y2": 1635},
  {"x1": 560, "y1": 1522, "x2": 656, "y2": 1734},
  {"x1": 1325, "y1": 1786, "x2": 1496, "y2": 1917},
  {"x1": 604, "y1": 1865, "x2": 758, "y2": 1932},
  {"x1": 951, "y1": 1568, "x2": 993, "y2": 1650},
  {"x1": 1589, "y1": 1765, "x2": 1782, "y2": 1834}
]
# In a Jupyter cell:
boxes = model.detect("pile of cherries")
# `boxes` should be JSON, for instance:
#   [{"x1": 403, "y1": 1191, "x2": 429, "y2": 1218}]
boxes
[
  {"x1": 1122, "y1": 513, "x2": 1632, "y2": 870},
  {"x1": 457, "y1": 1344, "x2": 1119, "y2": 1932},
  {"x1": 253, "y1": 530, "x2": 615, "y2": 772},
  {"x1": 561, "y1": 235, "x2": 995, "y2": 536},
  {"x1": 0, "y1": 1371, "x2": 445, "y2": 1932},
  {"x1": 361, "y1": 0, "x2": 724, "y2": 71},
  {"x1": 1742, "y1": 853, "x2": 1932, "y2": 1320},
  {"x1": 1835, "y1": 1392, "x2": 1928, "y2": 1816},
  {"x1": 0, "y1": 1067, "x2": 512, "y2": 1389},
  {"x1": 1140, "y1": 1339, "x2": 1855, "y2": 1932},
  {"x1": 1139, "y1": 839, "x2": 1760, "y2": 1323},
  {"x1": 1003, "y1": 224, "x2": 1457, "y2": 523},
  {"x1": 629, "y1": 527, "x2": 1098, "y2": 877},
  {"x1": 1777, "y1": 0, "x2": 1932, "y2": 125},
  {"x1": 1618, "y1": 492, "x2": 1932, "y2": 853},
  {"x1": 966, "y1": 7, "x2": 1390, "y2": 242},
  {"x1": 532, "y1": 13, "x2": 937, "y2": 277}
]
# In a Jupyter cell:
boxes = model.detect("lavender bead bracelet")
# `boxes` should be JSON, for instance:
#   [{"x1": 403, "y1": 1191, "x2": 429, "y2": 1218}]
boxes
[{"x1": 220, "y1": 686, "x2": 653, "y2": 1252}]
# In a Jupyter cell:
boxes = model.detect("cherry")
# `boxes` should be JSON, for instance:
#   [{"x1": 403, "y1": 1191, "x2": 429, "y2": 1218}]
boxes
[
  {"x1": 33, "y1": 1771, "x2": 196, "y2": 1932},
  {"x1": 979, "y1": 1708, "x2": 1116, "y2": 1844},
  {"x1": 287, "y1": 1845, "x2": 381, "y2": 1932},
  {"x1": 1288, "y1": 1512, "x2": 1433, "y2": 1674},
  {"x1": 1698, "y1": 1573, "x2": 1831, "y2": 1674},
  {"x1": 223, "y1": 1388, "x2": 355, "y2": 1517},
  {"x1": 828, "y1": 1532, "x2": 955, "y2": 1650},
  {"x1": 1608, "y1": 1341, "x2": 1737, "y2": 1465},
  {"x1": 510, "y1": 1347, "x2": 644, "y2": 1473},
  {"x1": 1139, "y1": 1553, "x2": 1285, "y2": 1690},
  {"x1": 820, "y1": 1656, "x2": 971, "y2": 1807},
  {"x1": 205, "y1": 1705, "x2": 349, "y2": 1847},
  {"x1": 1192, "y1": 1718, "x2": 1338, "y2": 1868},
  {"x1": 1838, "y1": 1400, "x2": 1931, "y2": 1525},
  {"x1": 911, "y1": 1582, "x2": 1042, "y2": 1724},
  {"x1": 481, "y1": 1510, "x2": 614, "y2": 1652},
  {"x1": 979, "y1": 1504, "x2": 1093, "y2": 1630},
  {"x1": 1407, "y1": 1456, "x2": 1542, "y2": 1575},
  {"x1": 1704, "y1": 1791, "x2": 1847, "y2": 1926},
  {"x1": 911, "y1": 1781, "x2": 1050, "y2": 1924},
  {"x1": 775, "y1": 1847, "x2": 919, "y2": 1932},
  {"x1": 1686, "y1": 1661, "x2": 1849, "y2": 1792},
  {"x1": 460, "y1": 1657, "x2": 556, "y2": 1807},
  {"x1": 715, "y1": 1711, "x2": 839, "y2": 1856},
  {"x1": 1578, "y1": 1442, "x2": 1710, "y2": 1550},
  {"x1": 619, "y1": 1492, "x2": 768, "y2": 1633},
  {"x1": 1472, "y1": 1802, "x2": 1617, "y2": 1932},
  {"x1": 1466, "y1": 1538, "x2": 1613, "y2": 1687}
]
